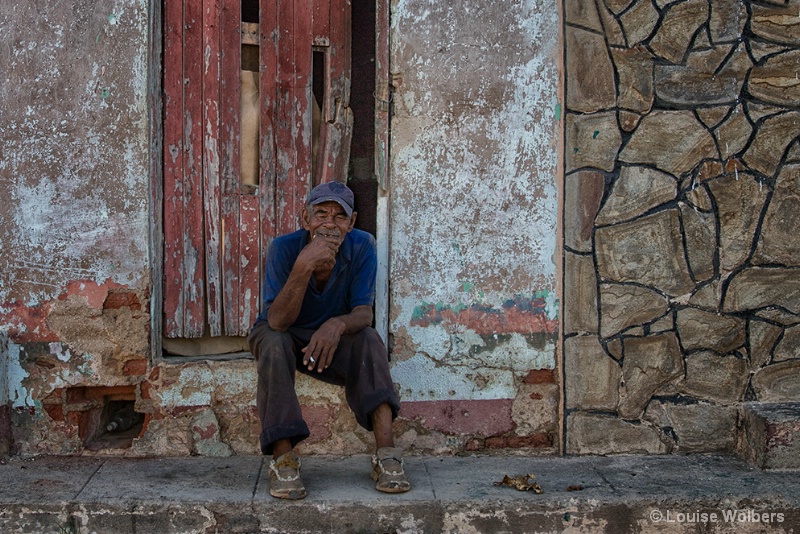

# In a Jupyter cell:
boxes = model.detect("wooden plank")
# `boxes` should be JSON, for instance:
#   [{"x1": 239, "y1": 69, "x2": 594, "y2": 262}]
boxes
[
  {"x1": 162, "y1": 0, "x2": 185, "y2": 338},
  {"x1": 203, "y1": 0, "x2": 223, "y2": 337},
  {"x1": 182, "y1": 0, "x2": 207, "y2": 338},
  {"x1": 294, "y1": 0, "x2": 313, "y2": 198},
  {"x1": 317, "y1": 0, "x2": 352, "y2": 183},
  {"x1": 238, "y1": 195, "x2": 261, "y2": 333},
  {"x1": 275, "y1": 0, "x2": 297, "y2": 235},
  {"x1": 374, "y1": 0, "x2": 391, "y2": 343},
  {"x1": 313, "y1": 0, "x2": 330, "y2": 46},
  {"x1": 221, "y1": 0, "x2": 242, "y2": 335},
  {"x1": 259, "y1": 0, "x2": 279, "y2": 318}
]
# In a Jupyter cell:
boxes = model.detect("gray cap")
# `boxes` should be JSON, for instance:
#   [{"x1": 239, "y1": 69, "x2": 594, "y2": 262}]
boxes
[{"x1": 307, "y1": 181, "x2": 354, "y2": 217}]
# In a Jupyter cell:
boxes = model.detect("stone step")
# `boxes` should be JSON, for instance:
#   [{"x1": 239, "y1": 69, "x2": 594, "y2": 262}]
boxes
[
  {"x1": 1, "y1": 453, "x2": 799, "y2": 533},
  {"x1": 739, "y1": 401, "x2": 800, "y2": 470}
]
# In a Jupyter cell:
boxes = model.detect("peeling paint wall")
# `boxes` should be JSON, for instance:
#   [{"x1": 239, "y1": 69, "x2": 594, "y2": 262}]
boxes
[
  {"x1": 0, "y1": 2, "x2": 150, "y2": 311},
  {"x1": 0, "y1": 0, "x2": 563, "y2": 458},
  {"x1": 388, "y1": 0, "x2": 562, "y2": 452},
  {"x1": 0, "y1": 1, "x2": 151, "y2": 455}
]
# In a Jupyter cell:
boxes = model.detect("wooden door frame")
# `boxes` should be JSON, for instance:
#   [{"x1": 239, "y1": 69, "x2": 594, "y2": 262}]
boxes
[{"x1": 148, "y1": 0, "x2": 392, "y2": 360}]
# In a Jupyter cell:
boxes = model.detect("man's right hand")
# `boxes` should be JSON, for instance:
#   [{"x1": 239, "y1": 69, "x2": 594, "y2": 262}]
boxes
[{"x1": 296, "y1": 232, "x2": 339, "y2": 272}]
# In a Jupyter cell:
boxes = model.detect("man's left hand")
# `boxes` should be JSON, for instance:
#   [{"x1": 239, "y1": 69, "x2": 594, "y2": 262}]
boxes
[{"x1": 302, "y1": 317, "x2": 346, "y2": 372}]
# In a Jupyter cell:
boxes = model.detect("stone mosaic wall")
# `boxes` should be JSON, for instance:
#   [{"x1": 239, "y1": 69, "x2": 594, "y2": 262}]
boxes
[{"x1": 564, "y1": 0, "x2": 800, "y2": 454}]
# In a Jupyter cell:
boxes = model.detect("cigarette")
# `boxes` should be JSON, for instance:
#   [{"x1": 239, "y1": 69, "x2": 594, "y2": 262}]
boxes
[{"x1": 309, "y1": 357, "x2": 316, "y2": 364}]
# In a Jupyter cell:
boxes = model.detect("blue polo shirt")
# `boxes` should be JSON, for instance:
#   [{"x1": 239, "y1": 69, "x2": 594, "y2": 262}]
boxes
[{"x1": 254, "y1": 228, "x2": 377, "y2": 329}]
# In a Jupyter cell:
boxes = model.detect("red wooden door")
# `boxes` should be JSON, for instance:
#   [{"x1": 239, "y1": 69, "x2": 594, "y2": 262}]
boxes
[{"x1": 163, "y1": 0, "x2": 352, "y2": 340}]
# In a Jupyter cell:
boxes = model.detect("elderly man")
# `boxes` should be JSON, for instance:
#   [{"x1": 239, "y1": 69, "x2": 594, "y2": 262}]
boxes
[{"x1": 248, "y1": 181, "x2": 410, "y2": 500}]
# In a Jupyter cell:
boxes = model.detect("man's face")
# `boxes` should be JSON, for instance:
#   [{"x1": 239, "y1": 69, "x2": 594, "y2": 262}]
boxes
[{"x1": 302, "y1": 201, "x2": 356, "y2": 246}]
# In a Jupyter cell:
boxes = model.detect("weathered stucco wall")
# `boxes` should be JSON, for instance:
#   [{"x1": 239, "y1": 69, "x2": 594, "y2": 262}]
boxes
[
  {"x1": 563, "y1": 0, "x2": 800, "y2": 455},
  {"x1": 388, "y1": 0, "x2": 563, "y2": 453},
  {"x1": 0, "y1": 0, "x2": 564, "y2": 458},
  {"x1": 0, "y1": 2, "x2": 153, "y2": 454}
]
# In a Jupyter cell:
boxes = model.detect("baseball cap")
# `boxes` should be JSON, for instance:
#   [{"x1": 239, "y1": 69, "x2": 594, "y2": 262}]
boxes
[{"x1": 307, "y1": 181, "x2": 354, "y2": 217}]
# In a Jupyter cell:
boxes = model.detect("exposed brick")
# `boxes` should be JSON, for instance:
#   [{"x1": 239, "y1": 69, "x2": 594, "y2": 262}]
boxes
[
  {"x1": 508, "y1": 432, "x2": 553, "y2": 448},
  {"x1": 140, "y1": 381, "x2": 152, "y2": 400},
  {"x1": 465, "y1": 438, "x2": 484, "y2": 451},
  {"x1": 104, "y1": 291, "x2": 142, "y2": 311},
  {"x1": 485, "y1": 437, "x2": 507, "y2": 448},
  {"x1": 523, "y1": 369, "x2": 556, "y2": 384},
  {"x1": 123, "y1": 359, "x2": 149, "y2": 376},
  {"x1": 529, "y1": 392, "x2": 543, "y2": 400},
  {"x1": 42, "y1": 388, "x2": 65, "y2": 404},
  {"x1": 43, "y1": 404, "x2": 64, "y2": 422},
  {"x1": 84, "y1": 385, "x2": 136, "y2": 400},
  {"x1": 148, "y1": 366, "x2": 160, "y2": 381},
  {"x1": 66, "y1": 387, "x2": 87, "y2": 403}
]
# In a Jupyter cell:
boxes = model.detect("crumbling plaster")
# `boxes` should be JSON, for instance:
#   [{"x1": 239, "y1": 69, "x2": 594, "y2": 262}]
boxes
[{"x1": 387, "y1": 0, "x2": 562, "y2": 449}]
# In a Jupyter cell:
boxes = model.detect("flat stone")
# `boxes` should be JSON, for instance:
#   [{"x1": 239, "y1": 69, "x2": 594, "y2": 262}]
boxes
[
  {"x1": 774, "y1": 325, "x2": 800, "y2": 362},
  {"x1": 755, "y1": 307, "x2": 800, "y2": 326},
  {"x1": 679, "y1": 351, "x2": 748, "y2": 403},
  {"x1": 684, "y1": 183, "x2": 713, "y2": 211},
  {"x1": 564, "y1": 170, "x2": 605, "y2": 252},
  {"x1": 564, "y1": 0, "x2": 603, "y2": 32},
  {"x1": 566, "y1": 413, "x2": 667, "y2": 454},
  {"x1": 680, "y1": 202, "x2": 716, "y2": 282},
  {"x1": 747, "y1": 50, "x2": 800, "y2": 107},
  {"x1": 596, "y1": 210, "x2": 695, "y2": 297},
  {"x1": 751, "y1": 1, "x2": 800, "y2": 46},
  {"x1": 596, "y1": 166, "x2": 676, "y2": 225},
  {"x1": 744, "y1": 111, "x2": 800, "y2": 177},
  {"x1": 566, "y1": 25, "x2": 616, "y2": 113},
  {"x1": 619, "y1": 111, "x2": 717, "y2": 177},
  {"x1": 666, "y1": 403, "x2": 738, "y2": 452},
  {"x1": 745, "y1": 101, "x2": 786, "y2": 123},
  {"x1": 649, "y1": 313, "x2": 674, "y2": 333},
  {"x1": 723, "y1": 267, "x2": 800, "y2": 314},
  {"x1": 752, "y1": 360, "x2": 800, "y2": 402},
  {"x1": 619, "y1": 0, "x2": 659, "y2": 45},
  {"x1": 749, "y1": 320, "x2": 783, "y2": 370},
  {"x1": 708, "y1": 173, "x2": 769, "y2": 272},
  {"x1": 618, "y1": 110, "x2": 642, "y2": 132},
  {"x1": 564, "y1": 252, "x2": 599, "y2": 334},
  {"x1": 754, "y1": 165, "x2": 800, "y2": 266},
  {"x1": 696, "y1": 105, "x2": 732, "y2": 129},
  {"x1": 739, "y1": 402, "x2": 800, "y2": 469},
  {"x1": 654, "y1": 44, "x2": 751, "y2": 107},
  {"x1": 596, "y1": 0, "x2": 626, "y2": 47},
  {"x1": 564, "y1": 335, "x2": 620, "y2": 411},
  {"x1": 709, "y1": 0, "x2": 747, "y2": 43},
  {"x1": 715, "y1": 105, "x2": 753, "y2": 160},
  {"x1": 688, "y1": 280, "x2": 723, "y2": 310},
  {"x1": 599, "y1": 283, "x2": 669, "y2": 339},
  {"x1": 649, "y1": 0, "x2": 709, "y2": 63},
  {"x1": 566, "y1": 112, "x2": 622, "y2": 173},
  {"x1": 676, "y1": 307, "x2": 745, "y2": 353},
  {"x1": 611, "y1": 46, "x2": 654, "y2": 114},
  {"x1": 603, "y1": 0, "x2": 635, "y2": 15},
  {"x1": 618, "y1": 333, "x2": 684, "y2": 419}
]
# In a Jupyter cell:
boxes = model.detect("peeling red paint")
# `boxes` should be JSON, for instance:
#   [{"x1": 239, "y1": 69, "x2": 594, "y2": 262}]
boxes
[
  {"x1": 123, "y1": 359, "x2": 149, "y2": 376},
  {"x1": 0, "y1": 300, "x2": 57, "y2": 343},
  {"x1": 524, "y1": 369, "x2": 556, "y2": 384},
  {"x1": 410, "y1": 297, "x2": 557, "y2": 336},
  {"x1": 400, "y1": 399, "x2": 515, "y2": 436}
]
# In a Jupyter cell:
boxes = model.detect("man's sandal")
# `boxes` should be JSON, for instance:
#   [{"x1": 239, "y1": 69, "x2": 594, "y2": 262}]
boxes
[
  {"x1": 269, "y1": 451, "x2": 307, "y2": 500},
  {"x1": 371, "y1": 446, "x2": 411, "y2": 493}
]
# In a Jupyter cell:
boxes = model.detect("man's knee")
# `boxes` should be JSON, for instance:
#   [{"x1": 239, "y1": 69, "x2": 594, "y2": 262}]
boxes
[{"x1": 249, "y1": 322, "x2": 294, "y2": 363}]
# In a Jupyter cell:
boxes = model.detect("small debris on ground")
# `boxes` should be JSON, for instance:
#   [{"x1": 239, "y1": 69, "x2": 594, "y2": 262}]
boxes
[
  {"x1": 494, "y1": 474, "x2": 543, "y2": 493},
  {"x1": 566, "y1": 484, "x2": 584, "y2": 492}
]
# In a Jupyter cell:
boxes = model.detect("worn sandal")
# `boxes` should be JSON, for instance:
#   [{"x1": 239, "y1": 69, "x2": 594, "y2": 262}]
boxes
[
  {"x1": 371, "y1": 446, "x2": 411, "y2": 493},
  {"x1": 269, "y1": 451, "x2": 307, "y2": 500}
]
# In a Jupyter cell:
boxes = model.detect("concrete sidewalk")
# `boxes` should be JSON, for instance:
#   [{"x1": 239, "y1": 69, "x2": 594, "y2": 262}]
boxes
[{"x1": 0, "y1": 453, "x2": 798, "y2": 533}]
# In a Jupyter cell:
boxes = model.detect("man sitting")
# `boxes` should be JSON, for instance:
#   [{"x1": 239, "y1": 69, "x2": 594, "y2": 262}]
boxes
[{"x1": 249, "y1": 181, "x2": 410, "y2": 499}]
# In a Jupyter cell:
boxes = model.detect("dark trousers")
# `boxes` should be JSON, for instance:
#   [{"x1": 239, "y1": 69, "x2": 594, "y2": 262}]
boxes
[{"x1": 248, "y1": 322, "x2": 400, "y2": 455}]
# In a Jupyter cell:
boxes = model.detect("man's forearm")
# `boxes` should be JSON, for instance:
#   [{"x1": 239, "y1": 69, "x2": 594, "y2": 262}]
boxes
[
  {"x1": 329, "y1": 304, "x2": 373, "y2": 335},
  {"x1": 267, "y1": 264, "x2": 314, "y2": 331}
]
